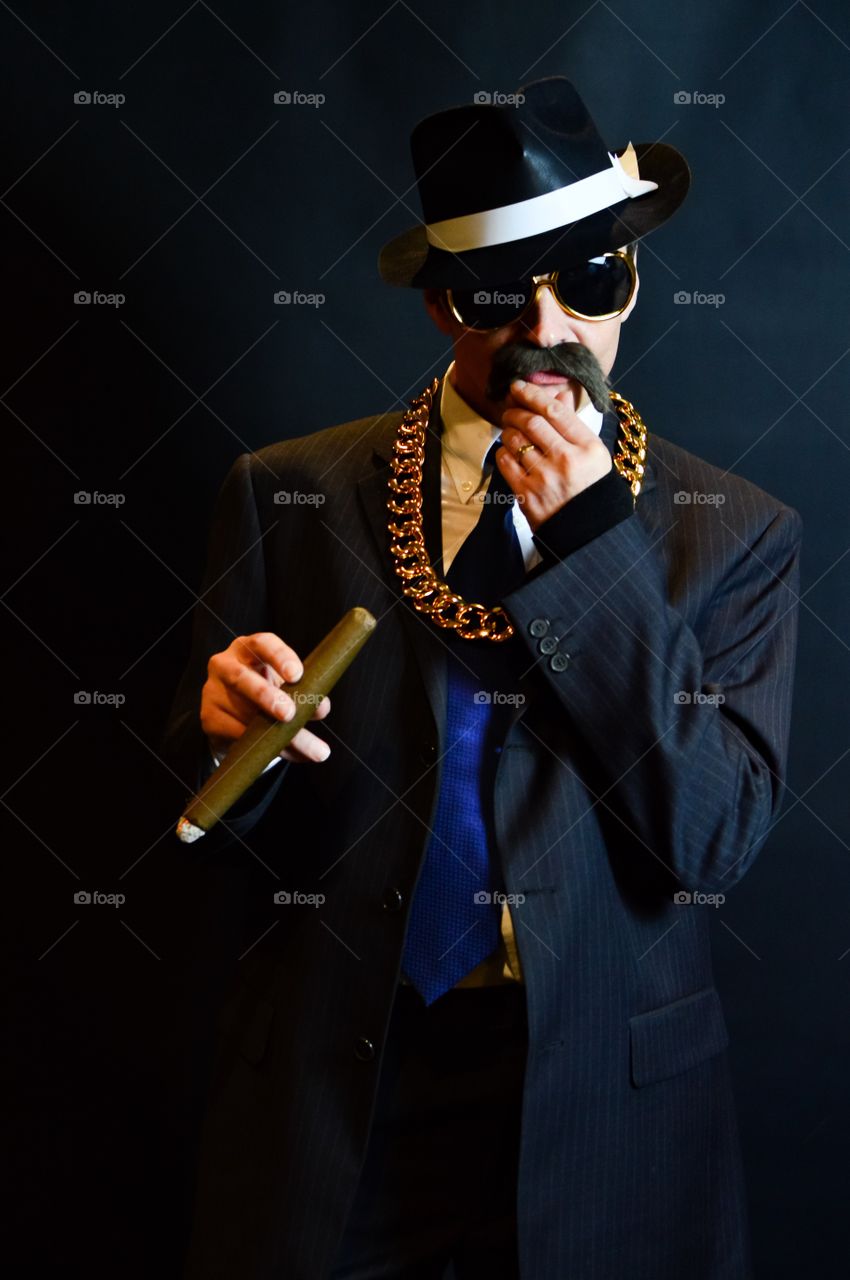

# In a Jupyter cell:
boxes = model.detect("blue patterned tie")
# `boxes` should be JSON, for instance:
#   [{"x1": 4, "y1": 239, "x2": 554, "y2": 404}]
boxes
[{"x1": 402, "y1": 440, "x2": 526, "y2": 1005}]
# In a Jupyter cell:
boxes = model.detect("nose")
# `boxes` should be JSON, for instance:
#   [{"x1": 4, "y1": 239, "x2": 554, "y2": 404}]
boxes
[{"x1": 520, "y1": 282, "x2": 580, "y2": 347}]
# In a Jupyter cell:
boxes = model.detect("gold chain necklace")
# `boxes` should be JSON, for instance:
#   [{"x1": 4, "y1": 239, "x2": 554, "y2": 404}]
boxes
[{"x1": 386, "y1": 378, "x2": 648, "y2": 641}]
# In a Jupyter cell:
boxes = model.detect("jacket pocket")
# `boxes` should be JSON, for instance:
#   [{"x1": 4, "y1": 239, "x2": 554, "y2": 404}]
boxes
[{"x1": 629, "y1": 986, "x2": 730, "y2": 1087}]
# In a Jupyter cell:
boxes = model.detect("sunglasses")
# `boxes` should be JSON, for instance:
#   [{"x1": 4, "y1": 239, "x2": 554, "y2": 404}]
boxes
[{"x1": 446, "y1": 248, "x2": 637, "y2": 331}]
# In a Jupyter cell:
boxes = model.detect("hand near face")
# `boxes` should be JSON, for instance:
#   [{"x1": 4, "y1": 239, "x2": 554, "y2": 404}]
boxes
[{"x1": 497, "y1": 378, "x2": 613, "y2": 531}]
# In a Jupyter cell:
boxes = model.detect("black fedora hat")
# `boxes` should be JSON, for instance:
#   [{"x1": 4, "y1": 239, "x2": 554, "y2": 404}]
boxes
[{"x1": 379, "y1": 76, "x2": 690, "y2": 289}]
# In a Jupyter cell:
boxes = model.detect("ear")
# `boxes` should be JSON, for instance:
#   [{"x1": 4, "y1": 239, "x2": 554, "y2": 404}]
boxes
[{"x1": 423, "y1": 288, "x2": 455, "y2": 336}]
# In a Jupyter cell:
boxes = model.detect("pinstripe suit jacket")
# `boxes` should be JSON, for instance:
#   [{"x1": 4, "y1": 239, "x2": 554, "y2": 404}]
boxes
[{"x1": 163, "y1": 388, "x2": 802, "y2": 1280}]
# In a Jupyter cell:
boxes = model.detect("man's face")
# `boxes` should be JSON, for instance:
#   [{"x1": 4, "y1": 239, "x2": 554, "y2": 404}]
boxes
[{"x1": 423, "y1": 251, "x2": 639, "y2": 424}]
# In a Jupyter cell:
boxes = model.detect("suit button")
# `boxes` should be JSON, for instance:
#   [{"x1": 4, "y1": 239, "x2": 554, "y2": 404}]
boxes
[
  {"x1": 549, "y1": 652, "x2": 570, "y2": 673},
  {"x1": 529, "y1": 618, "x2": 549, "y2": 638},
  {"x1": 538, "y1": 635, "x2": 558, "y2": 655},
  {"x1": 382, "y1": 886, "x2": 404, "y2": 913},
  {"x1": 354, "y1": 1036, "x2": 375, "y2": 1061},
  {"x1": 419, "y1": 742, "x2": 437, "y2": 765}
]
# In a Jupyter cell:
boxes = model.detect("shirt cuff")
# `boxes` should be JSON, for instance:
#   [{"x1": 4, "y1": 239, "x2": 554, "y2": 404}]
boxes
[
  {"x1": 209, "y1": 742, "x2": 283, "y2": 776},
  {"x1": 531, "y1": 466, "x2": 635, "y2": 564}
]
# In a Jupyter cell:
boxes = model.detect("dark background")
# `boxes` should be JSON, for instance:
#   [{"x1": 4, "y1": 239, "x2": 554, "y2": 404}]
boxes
[{"x1": 5, "y1": 2, "x2": 849, "y2": 1276}]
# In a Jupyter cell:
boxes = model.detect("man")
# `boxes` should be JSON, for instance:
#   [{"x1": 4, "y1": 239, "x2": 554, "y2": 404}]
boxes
[{"x1": 163, "y1": 78, "x2": 801, "y2": 1279}]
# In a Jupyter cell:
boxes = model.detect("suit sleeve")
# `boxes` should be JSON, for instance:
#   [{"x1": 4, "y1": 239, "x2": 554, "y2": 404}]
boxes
[
  {"x1": 159, "y1": 453, "x2": 289, "y2": 854},
  {"x1": 503, "y1": 504, "x2": 803, "y2": 892}
]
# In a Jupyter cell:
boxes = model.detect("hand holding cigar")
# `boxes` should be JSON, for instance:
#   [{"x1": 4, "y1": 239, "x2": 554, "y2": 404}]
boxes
[
  {"x1": 202, "y1": 632, "x2": 333, "y2": 766},
  {"x1": 177, "y1": 607, "x2": 377, "y2": 843}
]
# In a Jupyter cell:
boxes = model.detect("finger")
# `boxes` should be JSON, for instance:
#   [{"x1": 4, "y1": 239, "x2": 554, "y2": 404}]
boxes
[
  {"x1": 506, "y1": 380, "x2": 595, "y2": 446},
  {"x1": 282, "y1": 727, "x2": 331, "y2": 763},
  {"x1": 214, "y1": 679, "x2": 264, "y2": 723},
  {"x1": 502, "y1": 406, "x2": 585, "y2": 456},
  {"x1": 501, "y1": 406, "x2": 564, "y2": 458},
  {"x1": 216, "y1": 656, "x2": 297, "y2": 720},
  {"x1": 500, "y1": 427, "x2": 548, "y2": 474},
  {"x1": 500, "y1": 417, "x2": 559, "y2": 477},
  {"x1": 311, "y1": 694, "x2": 331, "y2": 721},
  {"x1": 201, "y1": 705, "x2": 249, "y2": 750},
  {"x1": 495, "y1": 443, "x2": 529, "y2": 487},
  {"x1": 232, "y1": 632, "x2": 304, "y2": 682},
  {"x1": 205, "y1": 711, "x2": 328, "y2": 766},
  {"x1": 552, "y1": 383, "x2": 584, "y2": 414},
  {"x1": 509, "y1": 377, "x2": 576, "y2": 413},
  {"x1": 216, "y1": 675, "x2": 300, "y2": 727}
]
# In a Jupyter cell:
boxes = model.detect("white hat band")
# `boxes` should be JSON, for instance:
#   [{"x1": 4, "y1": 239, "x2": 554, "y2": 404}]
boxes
[{"x1": 424, "y1": 150, "x2": 658, "y2": 253}]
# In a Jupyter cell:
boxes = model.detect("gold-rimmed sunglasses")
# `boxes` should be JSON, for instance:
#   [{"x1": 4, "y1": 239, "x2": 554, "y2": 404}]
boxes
[{"x1": 446, "y1": 247, "x2": 638, "y2": 331}]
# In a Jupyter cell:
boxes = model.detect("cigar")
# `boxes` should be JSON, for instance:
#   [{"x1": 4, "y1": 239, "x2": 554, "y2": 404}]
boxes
[{"x1": 176, "y1": 606, "x2": 377, "y2": 843}]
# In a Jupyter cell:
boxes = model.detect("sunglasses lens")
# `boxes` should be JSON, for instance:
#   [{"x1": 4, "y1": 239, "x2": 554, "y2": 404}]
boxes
[
  {"x1": 450, "y1": 254, "x2": 635, "y2": 329},
  {"x1": 450, "y1": 284, "x2": 533, "y2": 329},
  {"x1": 556, "y1": 254, "x2": 634, "y2": 317}
]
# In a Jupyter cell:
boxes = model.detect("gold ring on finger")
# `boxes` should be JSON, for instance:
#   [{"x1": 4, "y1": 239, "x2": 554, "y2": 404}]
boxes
[{"x1": 516, "y1": 442, "x2": 536, "y2": 458}]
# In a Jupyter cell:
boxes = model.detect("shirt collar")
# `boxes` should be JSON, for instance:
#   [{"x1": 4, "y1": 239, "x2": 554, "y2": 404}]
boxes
[{"x1": 439, "y1": 359, "x2": 604, "y2": 504}]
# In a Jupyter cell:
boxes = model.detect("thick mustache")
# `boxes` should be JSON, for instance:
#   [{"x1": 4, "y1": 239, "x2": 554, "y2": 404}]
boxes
[{"x1": 485, "y1": 342, "x2": 611, "y2": 413}]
